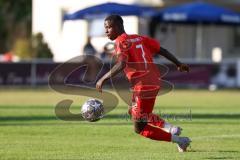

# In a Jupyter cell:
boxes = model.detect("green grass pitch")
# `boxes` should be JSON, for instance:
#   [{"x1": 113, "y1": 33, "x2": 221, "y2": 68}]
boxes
[{"x1": 0, "y1": 88, "x2": 240, "y2": 160}]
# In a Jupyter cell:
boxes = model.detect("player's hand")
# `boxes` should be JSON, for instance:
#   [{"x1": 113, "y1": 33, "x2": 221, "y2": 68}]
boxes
[
  {"x1": 177, "y1": 63, "x2": 190, "y2": 72},
  {"x1": 96, "y1": 79, "x2": 104, "y2": 93}
]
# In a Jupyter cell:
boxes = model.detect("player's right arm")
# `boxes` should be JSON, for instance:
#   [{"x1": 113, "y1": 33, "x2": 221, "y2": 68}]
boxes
[{"x1": 96, "y1": 60, "x2": 126, "y2": 92}]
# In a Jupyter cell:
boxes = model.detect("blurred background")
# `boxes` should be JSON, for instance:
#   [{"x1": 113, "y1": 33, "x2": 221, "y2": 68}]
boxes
[
  {"x1": 0, "y1": 0, "x2": 240, "y2": 89},
  {"x1": 0, "y1": 1, "x2": 240, "y2": 159}
]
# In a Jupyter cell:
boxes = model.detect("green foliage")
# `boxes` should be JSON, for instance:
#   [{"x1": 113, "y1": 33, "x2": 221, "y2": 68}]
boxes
[
  {"x1": 13, "y1": 38, "x2": 32, "y2": 59},
  {"x1": 32, "y1": 33, "x2": 53, "y2": 59},
  {"x1": 0, "y1": 0, "x2": 32, "y2": 54}
]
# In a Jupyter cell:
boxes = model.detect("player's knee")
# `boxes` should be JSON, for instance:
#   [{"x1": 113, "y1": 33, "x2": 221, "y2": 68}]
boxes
[
  {"x1": 128, "y1": 106, "x2": 132, "y2": 116},
  {"x1": 134, "y1": 121, "x2": 147, "y2": 134}
]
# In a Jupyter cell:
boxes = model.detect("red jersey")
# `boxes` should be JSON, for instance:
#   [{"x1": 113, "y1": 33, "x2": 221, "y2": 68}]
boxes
[{"x1": 114, "y1": 33, "x2": 161, "y2": 97}]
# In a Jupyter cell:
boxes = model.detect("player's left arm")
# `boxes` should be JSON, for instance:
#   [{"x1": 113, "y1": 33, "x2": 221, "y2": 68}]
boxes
[
  {"x1": 158, "y1": 47, "x2": 190, "y2": 72},
  {"x1": 96, "y1": 61, "x2": 126, "y2": 92}
]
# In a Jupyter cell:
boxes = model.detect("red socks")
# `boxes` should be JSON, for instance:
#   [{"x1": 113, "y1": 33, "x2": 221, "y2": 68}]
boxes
[
  {"x1": 140, "y1": 124, "x2": 172, "y2": 142},
  {"x1": 147, "y1": 113, "x2": 165, "y2": 128}
]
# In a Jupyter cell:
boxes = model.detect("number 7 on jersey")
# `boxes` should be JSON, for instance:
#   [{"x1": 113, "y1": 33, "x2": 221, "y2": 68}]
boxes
[{"x1": 136, "y1": 44, "x2": 147, "y2": 69}]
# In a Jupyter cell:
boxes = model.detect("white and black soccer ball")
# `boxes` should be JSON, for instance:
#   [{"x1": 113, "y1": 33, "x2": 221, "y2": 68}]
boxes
[{"x1": 81, "y1": 99, "x2": 104, "y2": 122}]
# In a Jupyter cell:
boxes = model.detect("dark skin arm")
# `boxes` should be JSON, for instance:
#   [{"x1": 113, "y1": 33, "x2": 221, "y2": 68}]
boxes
[
  {"x1": 159, "y1": 47, "x2": 190, "y2": 72},
  {"x1": 96, "y1": 61, "x2": 126, "y2": 92},
  {"x1": 96, "y1": 47, "x2": 189, "y2": 92}
]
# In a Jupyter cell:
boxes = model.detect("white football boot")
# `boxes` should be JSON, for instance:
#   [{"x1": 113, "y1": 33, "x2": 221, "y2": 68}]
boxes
[{"x1": 176, "y1": 137, "x2": 191, "y2": 152}]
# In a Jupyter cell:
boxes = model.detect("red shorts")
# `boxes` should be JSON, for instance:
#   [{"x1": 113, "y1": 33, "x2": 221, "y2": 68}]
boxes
[{"x1": 130, "y1": 85, "x2": 160, "y2": 121}]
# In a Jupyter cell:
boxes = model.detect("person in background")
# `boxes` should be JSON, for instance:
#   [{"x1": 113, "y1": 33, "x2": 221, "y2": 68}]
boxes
[
  {"x1": 82, "y1": 36, "x2": 98, "y2": 82},
  {"x1": 83, "y1": 36, "x2": 97, "y2": 56}
]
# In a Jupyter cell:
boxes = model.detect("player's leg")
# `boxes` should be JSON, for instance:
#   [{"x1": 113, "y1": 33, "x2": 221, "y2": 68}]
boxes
[
  {"x1": 130, "y1": 105, "x2": 165, "y2": 128},
  {"x1": 132, "y1": 96, "x2": 191, "y2": 151},
  {"x1": 134, "y1": 120, "x2": 172, "y2": 142},
  {"x1": 146, "y1": 112, "x2": 182, "y2": 136},
  {"x1": 128, "y1": 93, "x2": 137, "y2": 115},
  {"x1": 132, "y1": 97, "x2": 171, "y2": 142},
  {"x1": 133, "y1": 119, "x2": 191, "y2": 152},
  {"x1": 162, "y1": 121, "x2": 182, "y2": 136},
  {"x1": 128, "y1": 94, "x2": 165, "y2": 127},
  {"x1": 129, "y1": 95, "x2": 182, "y2": 136}
]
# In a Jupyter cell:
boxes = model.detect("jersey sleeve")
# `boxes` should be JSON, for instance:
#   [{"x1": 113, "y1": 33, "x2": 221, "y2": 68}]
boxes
[
  {"x1": 143, "y1": 36, "x2": 160, "y2": 55},
  {"x1": 114, "y1": 40, "x2": 130, "y2": 62}
]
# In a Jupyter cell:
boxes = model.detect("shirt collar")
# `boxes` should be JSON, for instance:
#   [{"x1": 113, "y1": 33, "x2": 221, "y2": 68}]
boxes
[{"x1": 116, "y1": 33, "x2": 127, "y2": 41}]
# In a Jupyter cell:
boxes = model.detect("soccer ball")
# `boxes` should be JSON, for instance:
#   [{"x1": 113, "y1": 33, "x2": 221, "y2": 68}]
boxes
[{"x1": 81, "y1": 99, "x2": 104, "y2": 122}]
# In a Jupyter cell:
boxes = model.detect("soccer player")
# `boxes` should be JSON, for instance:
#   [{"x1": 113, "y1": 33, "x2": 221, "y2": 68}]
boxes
[{"x1": 96, "y1": 15, "x2": 191, "y2": 152}]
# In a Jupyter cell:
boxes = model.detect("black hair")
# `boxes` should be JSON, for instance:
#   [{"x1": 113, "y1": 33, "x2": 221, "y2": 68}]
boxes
[{"x1": 105, "y1": 14, "x2": 124, "y2": 29}]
